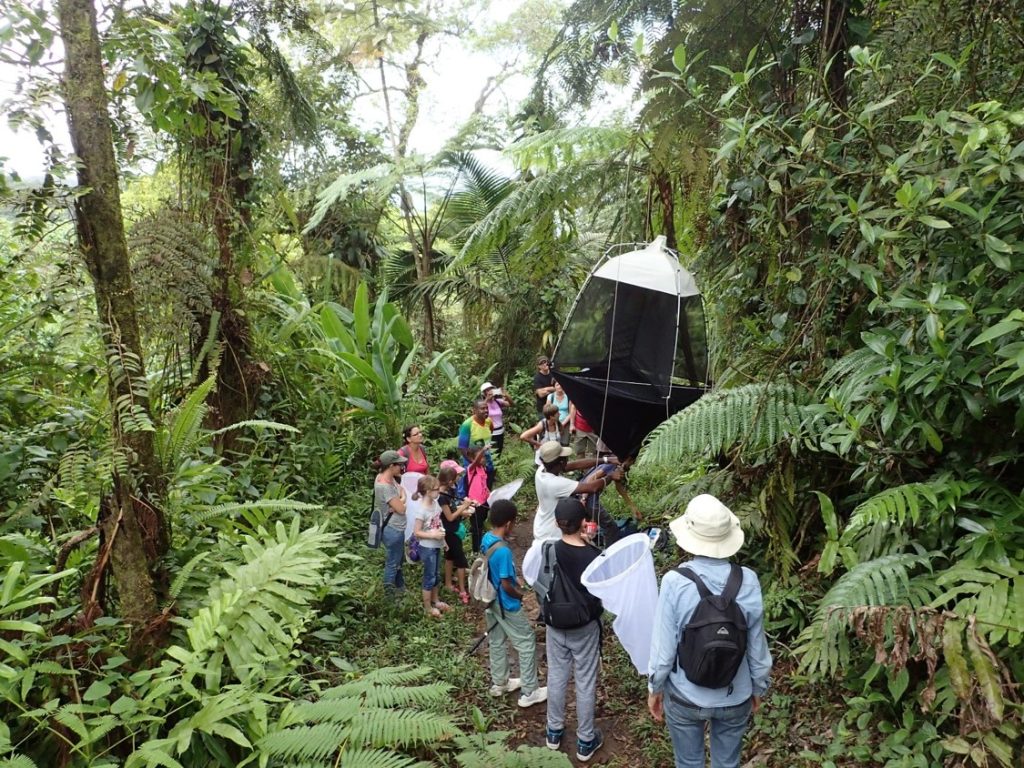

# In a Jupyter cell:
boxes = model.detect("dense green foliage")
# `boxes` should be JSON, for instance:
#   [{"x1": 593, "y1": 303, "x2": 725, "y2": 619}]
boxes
[{"x1": 2, "y1": 0, "x2": 1023, "y2": 765}]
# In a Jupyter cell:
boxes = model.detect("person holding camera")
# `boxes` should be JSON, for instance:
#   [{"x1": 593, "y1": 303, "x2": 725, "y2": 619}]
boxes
[{"x1": 480, "y1": 382, "x2": 512, "y2": 455}]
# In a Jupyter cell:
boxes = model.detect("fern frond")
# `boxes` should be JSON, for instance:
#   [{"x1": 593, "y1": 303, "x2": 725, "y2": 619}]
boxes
[
  {"x1": 0, "y1": 756, "x2": 40, "y2": 768},
  {"x1": 259, "y1": 722, "x2": 348, "y2": 761},
  {"x1": 207, "y1": 419, "x2": 299, "y2": 437},
  {"x1": 261, "y1": 666, "x2": 453, "y2": 765},
  {"x1": 186, "y1": 499, "x2": 321, "y2": 527},
  {"x1": 168, "y1": 551, "x2": 212, "y2": 601},
  {"x1": 639, "y1": 381, "x2": 808, "y2": 465},
  {"x1": 319, "y1": 682, "x2": 452, "y2": 709},
  {"x1": 342, "y1": 708, "x2": 458, "y2": 749},
  {"x1": 336, "y1": 749, "x2": 430, "y2": 768},
  {"x1": 156, "y1": 376, "x2": 216, "y2": 469},
  {"x1": 840, "y1": 477, "x2": 971, "y2": 561},
  {"x1": 455, "y1": 738, "x2": 573, "y2": 768},
  {"x1": 798, "y1": 553, "x2": 936, "y2": 676},
  {"x1": 177, "y1": 519, "x2": 335, "y2": 689},
  {"x1": 357, "y1": 665, "x2": 434, "y2": 687},
  {"x1": 931, "y1": 560, "x2": 1024, "y2": 645}
]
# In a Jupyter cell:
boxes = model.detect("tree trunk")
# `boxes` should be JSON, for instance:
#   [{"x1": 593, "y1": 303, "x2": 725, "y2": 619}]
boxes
[{"x1": 58, "y1": 0, "x2": 164, "y2": 627}]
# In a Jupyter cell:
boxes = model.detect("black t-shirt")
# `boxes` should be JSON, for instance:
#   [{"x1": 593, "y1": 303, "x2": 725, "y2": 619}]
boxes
[
  {"x1": 438, "y1": 490, "x2": 462, "y2": 535},
  {"x1": 533, "y1": 371, "x2": 554, "y2": 412},
  {"x1": 554, "y1": 540, "x2": 601, "y2": 599}
]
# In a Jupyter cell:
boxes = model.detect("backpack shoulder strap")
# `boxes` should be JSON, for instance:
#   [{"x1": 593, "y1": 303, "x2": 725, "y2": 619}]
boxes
[
  {"x1": 484, "y1": 540, "x2": 507, "y2": 561},
  {"x1": 674, "y1": 566, "x2": 712, "y2": 599},
  {"x1": 722, "y1": 563, "x2": 744, "y2": 602},
  {"x1": 541, "y1": 540, "x2": 556, "y2": 574}
]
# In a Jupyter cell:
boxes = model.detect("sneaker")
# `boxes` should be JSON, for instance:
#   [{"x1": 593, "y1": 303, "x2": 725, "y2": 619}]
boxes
[
  {"x1": 517, "y1": 686, "x2": 548, "y2": 708},
  {"x1": 545, "y1": 727, "x2": 564, "y2": 750},
  {"x1": 488, "y1": 677, "x2": 521, "y2": 697},
  {"x1": 576, "y1": 728, "x2": 604, "y2": 762}
]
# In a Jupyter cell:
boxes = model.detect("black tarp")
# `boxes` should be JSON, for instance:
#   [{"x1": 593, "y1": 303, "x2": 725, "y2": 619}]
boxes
[{"x1": 553, "y1": 367, "x2": 706, "y2": 459}]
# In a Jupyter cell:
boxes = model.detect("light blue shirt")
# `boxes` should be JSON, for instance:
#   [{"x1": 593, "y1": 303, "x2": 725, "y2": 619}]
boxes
[{"x1": 648, "y1": 556, "x2": 772, "y2": 707}]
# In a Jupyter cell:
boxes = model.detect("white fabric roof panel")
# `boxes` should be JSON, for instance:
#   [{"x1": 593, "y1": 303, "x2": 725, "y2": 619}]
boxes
[{"x1": 591, "y1": 235, "x2": 700, "y2": 297}]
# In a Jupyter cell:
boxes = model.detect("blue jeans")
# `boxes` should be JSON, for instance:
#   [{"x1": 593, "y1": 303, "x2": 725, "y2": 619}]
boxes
[
  {"x1": 420, "y1": 546, "x2": 440, "y2": 590},
  {"x1": 382, "y1": 526, "x2": 405, "y2": 592},
  {"x1": 664, "y1": 695, "x2": 752, "y2": 768}
]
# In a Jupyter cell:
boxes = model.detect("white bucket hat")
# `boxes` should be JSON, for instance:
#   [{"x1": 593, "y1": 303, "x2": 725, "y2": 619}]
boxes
[{"x1": 668, "y1": 494, "x2": 744, "y2": 558}]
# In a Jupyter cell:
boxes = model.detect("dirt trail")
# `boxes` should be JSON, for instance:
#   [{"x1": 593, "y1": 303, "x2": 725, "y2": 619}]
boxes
[{"x1": 462, "y1": 516, "x2": 651, "y2": 767}]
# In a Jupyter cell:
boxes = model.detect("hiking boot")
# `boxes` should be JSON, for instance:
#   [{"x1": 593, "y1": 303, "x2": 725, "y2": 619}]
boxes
[
  {"x1": 576, "y1": 728, "x2": 604, "y2": 762},
  {"x1": 488, "y1": 677, "x2": 521, "y2": 697},
  {"x1": 517, "y1": 686, "x2": 548, "y2": 708},
  {"x1": 545, "y1": 726, "x2": 564, "y2": 750}
]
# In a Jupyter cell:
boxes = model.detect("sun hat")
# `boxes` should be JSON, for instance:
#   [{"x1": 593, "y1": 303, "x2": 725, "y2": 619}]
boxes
[
  {"x1": 554, "y1": 497, "x2": 586, "y2": 525},
  {"x1": 480, "y1": 381, "x2": 496, "y2": 394},
  {"x1": 379, "y1": 450, "x2": 408, "y2": 468},
  {"x1": 439, "y1": 458, "x2": 465, "y2": 475},
  {"x1": 668, "y1": 494, "x2": 744, "y2": 559},
  {"x1": 538, "y1": 440, "x2": 573, "y2": 464}
]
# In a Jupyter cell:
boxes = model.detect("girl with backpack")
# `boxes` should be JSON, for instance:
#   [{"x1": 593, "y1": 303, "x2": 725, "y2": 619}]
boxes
[
  {"x1": 646, "y1": 494, "x2": 773, "y2": 768},
  {"x1": 464, "y1": 445, "x2": 490, "y2": 553},
  {"x1": 438, "y1": 461, "x2": 475, "y2": 604}
]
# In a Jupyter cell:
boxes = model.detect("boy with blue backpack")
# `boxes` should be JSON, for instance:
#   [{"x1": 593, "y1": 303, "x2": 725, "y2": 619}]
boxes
[{"x1": 647, "y1": 494, "x2": 773, "y2": 768}]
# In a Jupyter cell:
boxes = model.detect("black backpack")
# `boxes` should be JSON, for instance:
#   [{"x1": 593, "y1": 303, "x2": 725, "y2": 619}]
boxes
[
  {"x1": 675, "y1": 564, "x2": 748, "y2": 689},
  {"x1": 537, "y1": 542, "x2": 602, "y2": 630}
]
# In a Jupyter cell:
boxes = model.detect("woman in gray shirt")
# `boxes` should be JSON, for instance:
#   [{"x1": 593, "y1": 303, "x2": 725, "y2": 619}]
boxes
[{"x1": 375, "y1": 450, "x2": 408, "y2": 594}]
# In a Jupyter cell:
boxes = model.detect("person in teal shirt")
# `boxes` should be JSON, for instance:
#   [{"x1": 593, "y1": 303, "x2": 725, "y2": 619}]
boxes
[{"x1": 481, "y1": 500, "x2": 547, "y2": 709}]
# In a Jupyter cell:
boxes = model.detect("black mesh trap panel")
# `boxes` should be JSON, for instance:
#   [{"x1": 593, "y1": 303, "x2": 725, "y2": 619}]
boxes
[{"x1": 552, "y1": 366, "x2": 706, "y2": 459}]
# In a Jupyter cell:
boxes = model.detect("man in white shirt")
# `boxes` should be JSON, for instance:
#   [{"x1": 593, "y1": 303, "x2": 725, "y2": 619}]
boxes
[{"x1": 533, "y1": 441, "x2": 622, "y2": 543}]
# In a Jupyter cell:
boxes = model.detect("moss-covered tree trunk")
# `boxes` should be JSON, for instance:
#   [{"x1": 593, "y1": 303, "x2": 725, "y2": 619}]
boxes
[{"x1": 58, "y1": 0, "x2": 165, "y2": 627}]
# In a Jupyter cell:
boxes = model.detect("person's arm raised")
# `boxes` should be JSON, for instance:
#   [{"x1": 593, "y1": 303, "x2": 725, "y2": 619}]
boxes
[{"x1": 574, "y1": 467, "x2": 623, "y2": 494}]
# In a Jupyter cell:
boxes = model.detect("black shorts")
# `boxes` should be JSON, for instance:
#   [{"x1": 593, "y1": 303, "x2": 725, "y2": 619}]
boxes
[{"x1": 444, "y1": 531, "x2": 468, "y2": 569}]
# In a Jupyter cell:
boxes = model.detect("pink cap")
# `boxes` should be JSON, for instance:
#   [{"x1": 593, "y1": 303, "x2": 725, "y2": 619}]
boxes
[{"x1": 439, "y1": 459, "x2": 465, "y2": 474}]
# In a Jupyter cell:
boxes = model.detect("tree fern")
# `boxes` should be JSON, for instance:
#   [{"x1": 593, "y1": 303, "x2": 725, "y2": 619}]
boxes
[{"x1": 639, "y1": 380, "x2": 808, "y2": 465}]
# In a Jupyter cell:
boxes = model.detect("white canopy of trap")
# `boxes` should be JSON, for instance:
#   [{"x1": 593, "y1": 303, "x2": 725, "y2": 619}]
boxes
[
  {"x1": 523, "y1": 532, "x2": 658, "y2": 675},
  {"x1": 590, "y1": 235, "x2": 700, "y2": 297}
]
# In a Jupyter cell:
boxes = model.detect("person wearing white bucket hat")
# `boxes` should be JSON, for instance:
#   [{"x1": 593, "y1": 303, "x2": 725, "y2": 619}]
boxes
[
  {"x1": 480, "y1": 381, "x2": 512, "y2": 455},
  {"x1": 647, "y1": 494, "x2": 772, "y2": 768}
]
